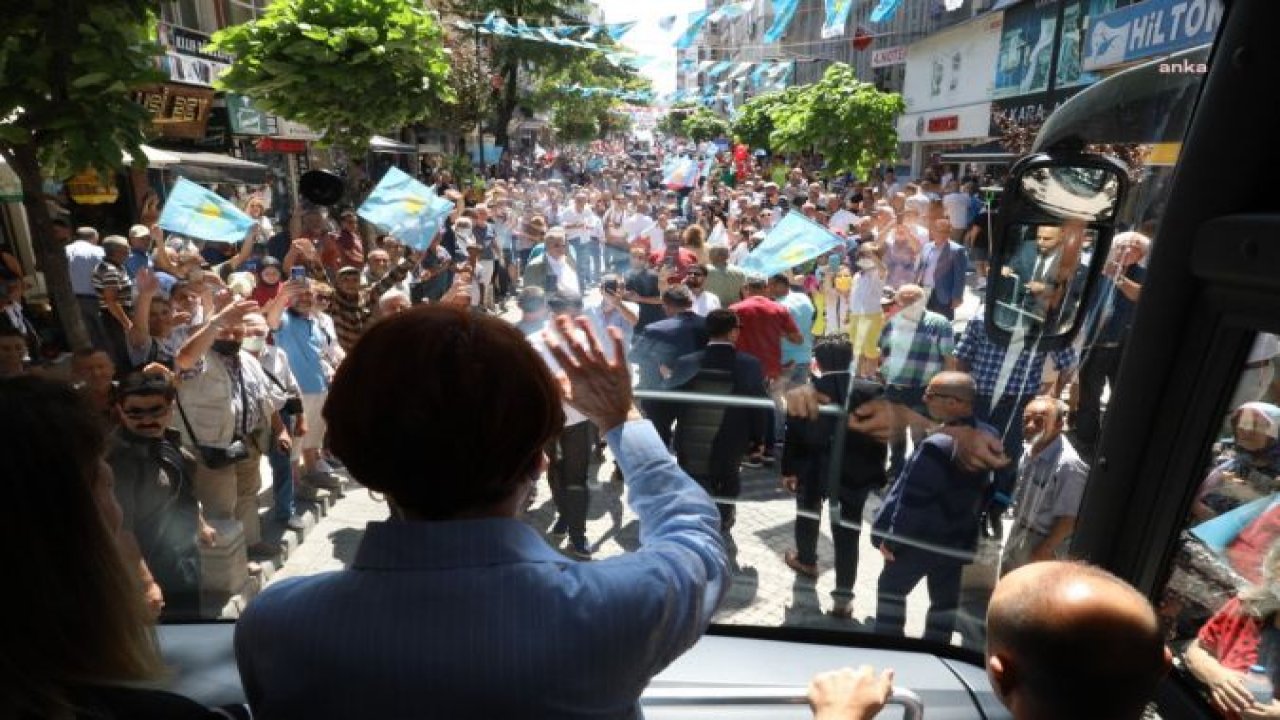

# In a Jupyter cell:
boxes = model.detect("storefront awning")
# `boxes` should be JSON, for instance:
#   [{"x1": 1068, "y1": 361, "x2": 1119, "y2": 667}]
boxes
[
  {"x1": 370, "y1": 135, "x2": 417, "y2": 154},
  {"x1": 121, "y1": 145, "x2": 182, "y2": 167},
  {"x1": 939, "y1": 140, "x2": 1016, "y2": 164},
  {"x1": 122, "y1": 145, "x2": 268, "y2": 184}
]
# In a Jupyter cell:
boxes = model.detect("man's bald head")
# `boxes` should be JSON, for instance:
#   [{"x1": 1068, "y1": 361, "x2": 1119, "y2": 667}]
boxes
[{"x1": 986, "y1": 561, "x2": 1169, "y2": 720}]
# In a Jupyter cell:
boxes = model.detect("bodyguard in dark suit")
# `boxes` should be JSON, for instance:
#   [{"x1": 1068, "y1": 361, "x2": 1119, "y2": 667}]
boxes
[
  {"x1": 670, "y1": 309, "x2": 767, "y2": 532},
  {"x1": 632, "y1": 285, "x2": 709, "y2": 445},
  {"x1": 780, "y1": 335, "x2": 887, "y2": 618},
  {"x1": 872, "y1": 371, "x2": 995, "y2": 644},
  {"x1": 917, "y1": 219, "x2": 969, "y2": 320},
  {"x1": 0, "y1": 277, "x2": 40, "y2": 362}
]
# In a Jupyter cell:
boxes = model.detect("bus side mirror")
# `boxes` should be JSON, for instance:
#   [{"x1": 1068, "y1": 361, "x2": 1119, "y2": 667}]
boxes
[{"x1": 986, "y1": 152, "x2": 1129, "y2": 351}]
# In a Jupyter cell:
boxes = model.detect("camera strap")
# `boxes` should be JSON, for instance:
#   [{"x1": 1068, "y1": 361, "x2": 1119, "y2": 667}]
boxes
[{"x1": 174, "y1": 394, "x2": 203, "y2": 448}]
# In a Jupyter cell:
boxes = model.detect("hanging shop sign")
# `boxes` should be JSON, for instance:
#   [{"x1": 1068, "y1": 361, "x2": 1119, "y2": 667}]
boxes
[
  {"x1": 155, "y1": 23, "x2": 233, "y2": 88},
  {"x1": 134, "y1": 84, "x2": 215, "y2": 140}
]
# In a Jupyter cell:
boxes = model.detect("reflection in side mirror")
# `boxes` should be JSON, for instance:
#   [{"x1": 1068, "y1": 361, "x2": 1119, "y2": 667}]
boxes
[
  {"x1": 987, "y1": 153, "x2": 1129, "y2": 351},
  {"x1": 992, "y1": 222, "x2": 1092, "y2": 336}
]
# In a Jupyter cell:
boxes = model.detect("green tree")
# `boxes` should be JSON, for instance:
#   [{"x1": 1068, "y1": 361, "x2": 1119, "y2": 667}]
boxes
[
  {"x1": 657, "y1": 102, "x2": 695, "y2": 137},
  {"x1": 211, "y1": 0, "x2": 452, "y2": 159},
  {"x1": 440, "y1": 0, "x2": 603, "y2": 149},
  {"x1": 0, "y1": 0, "x2": 165, "y2": 350},
  {"x1": 426, "y1": 38, "x2": 497, "y2": 150},
  {"x1": 768, "y1": 63, "x2": 904, "y2": 177},
  {"x1": 682, "y1": 107, "x2": 730, "y2": 144},
  {"x1": 730, "y1": 88, "x2": 801, "y2": 149},
  {"x1": 531, "y1": 53, "x2": 649, "y2": 144}
]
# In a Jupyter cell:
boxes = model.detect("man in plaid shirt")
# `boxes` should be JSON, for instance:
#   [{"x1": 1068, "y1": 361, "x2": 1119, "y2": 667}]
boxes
[
  {"x1": 955, "y1": 306, "x2": 1077, "y2": 533},
  {"x1": 878, "y1": 284, "x2": 957, "y2": 479}
]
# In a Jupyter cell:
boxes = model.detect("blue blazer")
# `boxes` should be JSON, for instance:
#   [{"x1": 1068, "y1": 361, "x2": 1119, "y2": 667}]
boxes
[
  {"x1": 928, "y1": 241, "x2": 969, "y2": 308},
  {"x1": 632, "y1": 311, "x2": 709, "y2": 389}
]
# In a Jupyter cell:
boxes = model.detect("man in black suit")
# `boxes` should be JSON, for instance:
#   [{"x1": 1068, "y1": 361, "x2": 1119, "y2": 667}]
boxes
[
  {"x1": 0, "y1": 277, "x2": 39, "y2": 363},
  {"x1": 632, "y1": 285, "x2": 709, "y2": 446},
  {"x1": 669, "y1": 309, "x2": 767, "y2": 533}
]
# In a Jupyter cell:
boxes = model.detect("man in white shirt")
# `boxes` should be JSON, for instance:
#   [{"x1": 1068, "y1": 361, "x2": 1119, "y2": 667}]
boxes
[
  {"x1": 904, "y1": 184, "x2": 933, "y2": 218},
  {"x1": 942, "y1": 182, "x2": 972, "y2": 243},
  {"x1": 621, "y1": 203, "x2": 652, "y2": 249},
  {"x1": 560, "y1": 192, "x2": 599, "y2": 284},
  {"x1": 683, "y1": 264, "x2": 721, "y2": 316},
  {"x1": 66, "y1": 225, "x2": 108, "y2": 349},
  {"x1": 827, "y1": 197, "x2": 859, "y2": 236},
  {"x1": 643, "y1": 208, "x2": 673, "y2": 255},
  {"x1": 522, "y1": 228, "x2": 580, "y2": 297}
]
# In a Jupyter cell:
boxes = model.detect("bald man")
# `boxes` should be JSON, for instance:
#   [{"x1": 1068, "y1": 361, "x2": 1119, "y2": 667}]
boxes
[
  {"x1": 871, "y1": 371, "x2": 996, "y2": 643},
  {"x1": 811, "y1": 562, "x2": 1170, "y2": 719}
]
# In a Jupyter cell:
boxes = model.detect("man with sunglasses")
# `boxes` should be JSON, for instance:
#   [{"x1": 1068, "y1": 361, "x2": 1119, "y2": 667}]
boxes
[
  {"x1": 871, "y1": 371, "x2": 996, "y2": 645},
  {"x1": 108, "y1": 370, "x2": 217, "y2": 620}
]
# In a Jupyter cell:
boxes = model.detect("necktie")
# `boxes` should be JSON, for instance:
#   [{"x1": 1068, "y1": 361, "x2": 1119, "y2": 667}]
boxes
[{"x1": 1031, "y1": 256, "x2": 1046, "y2": 283}]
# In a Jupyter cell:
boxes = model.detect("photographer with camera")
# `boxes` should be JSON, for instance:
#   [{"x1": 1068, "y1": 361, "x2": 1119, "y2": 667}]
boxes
[
  {"x1": 175, "y1": 294, "x2": 290, "y2": 563},
  {"x1": 242, "y1": 312, "x2": 308, "y2": 532}
]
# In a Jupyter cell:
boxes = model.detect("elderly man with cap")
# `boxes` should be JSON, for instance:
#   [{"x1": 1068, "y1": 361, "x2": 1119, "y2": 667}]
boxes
[
  {"x1": 93, "y1": 234, "x2": 135, "y2": 370},
  {"x1": 125, "y1": 224, "x2": 155, "y2": 278},
  {"x1": 67, "y1": 225, "x2": 108, "y2": 349},
  {"x1": 330, "y1": 251, "x2": 416, "y2": 353}
]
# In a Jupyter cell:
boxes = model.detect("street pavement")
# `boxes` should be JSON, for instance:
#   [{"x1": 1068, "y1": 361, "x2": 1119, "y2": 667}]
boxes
[{"x1": 260, "y1": 281, "x2": 999, "y2": 646}]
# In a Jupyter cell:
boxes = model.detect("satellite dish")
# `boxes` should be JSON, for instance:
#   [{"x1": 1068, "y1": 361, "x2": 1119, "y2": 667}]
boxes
[{"x1": 299, "y1": 169, "x2": 344, "y2": 206}]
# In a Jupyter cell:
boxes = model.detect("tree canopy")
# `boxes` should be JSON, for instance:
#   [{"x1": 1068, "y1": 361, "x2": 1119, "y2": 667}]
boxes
[
  {"x1": 682, "y1": 107, "x2": 729, "y2": 144},
  {"x1": 767, "y1": 63, "x2": 904, "y2": 177},
  {"x1": 210, "y1": 0, "x2": 452, "y2": 157},
  {"x1": 531, "y1": 53, "x2": 649, "y2": 143},
  {"x1": 656, "y1": 102, "x2": 695, "y2": 137},
  {"x1": 0, "y1": 0, "x2": 166, "y2": 349},
  {"x1": 730, "y1": 88, "x2": 801, "y2": 149}
]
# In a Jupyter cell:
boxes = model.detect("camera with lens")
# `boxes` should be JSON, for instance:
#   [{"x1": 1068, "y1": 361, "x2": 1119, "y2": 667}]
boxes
[
  {"x1": 198, "y1": 438, "x2": 250, "y2": 469},
  {"x1": 282, "y1": 396, "x2": 304, "y2": 415}
]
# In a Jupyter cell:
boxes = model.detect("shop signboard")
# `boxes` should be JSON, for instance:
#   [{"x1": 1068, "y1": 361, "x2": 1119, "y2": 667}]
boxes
[
  {"x1": 275, "y1": 119, "x2": 323, "y2": 142},
  {"x1": 134, "y1": 84, "x2": 214, "y2": 140},
  {"x1": 898, "y1": 102, "x2": 994, "y2": 142},
  {"x1": 989, "y1": 85, "x2": 1085, "y2": 132},
  {"x1": 227, "y1": 94, "x2": 272, "y2": 136},
  {"x1": 871, "y1": 45, "x2": 908, "y2": 68},
  {"x1": 155, "y1": 22, "x2": 232, "y2": 88},
  {"x1": 1082, "y1": 0, "x2": 1223, "y2": 71},
  {"x1": 993, "y1": 0, "x2": 1060, "y2": 99}
]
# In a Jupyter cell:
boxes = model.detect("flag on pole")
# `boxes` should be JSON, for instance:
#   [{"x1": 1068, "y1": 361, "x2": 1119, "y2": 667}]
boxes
[
  {"x1": 157, "y1": 178, "x2": 256, "y2": 243},
  {"x1": 764, "y1": 0, "x2": 801, "y2": 43},
  {"x1": 675, "y1": 10, "x2": 712, "y2": 49},
  {"x1": 662, "y1": 157, "x2": 699, "y2": 189},
  {"x1": 869, "y1": 0, "x2": 904, "y2": 23},
  {"x1": 821, "y1": 0, "x2": 855, "y2": 38},
  {"x1": 739, "y1": 210, "x2": 845, "y2": 276},
  {"x1": 357, "y1": 167, "x2": 456, "y2": 251}
]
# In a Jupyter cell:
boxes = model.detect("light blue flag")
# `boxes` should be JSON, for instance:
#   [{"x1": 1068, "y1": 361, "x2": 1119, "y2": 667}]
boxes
[
  {"x1": 821, "y1": 0, "x2": 855, "y2": 38},
  {"x1": 764, "y1": 0, "x2": 801, "y2": 43},
  {"x1": 358, "y1": 167, "x2": 455, "y2": 251},
  {"x1": 750, "y1": 62, "x2": 773, "y2": 86},
  {"x1": 869, "y1": 0, "x2": 904, "y2": 23},
  {"x1": 158, "y1": 178, "x2": 256, "y2": 244},
  {"x1": 606, "y1": 21, "x2": 638, "y2": 40},
  {"x1": 740, "y1": 210, "x2": 845, "y2": 276},
  {"x1": 675, "y1": 10, "x2": 712, "y2": 49},
  {"x1": 706, "y1": 60, "x2": 734, "y2": 78},
  {"x1": 663, "y1": 157, "x2": 699, "y2": 188}
]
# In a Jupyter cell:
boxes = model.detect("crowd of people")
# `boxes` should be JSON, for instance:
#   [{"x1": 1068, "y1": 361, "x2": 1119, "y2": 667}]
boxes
[{"x1": 4, "y1": 136, "x2": 1280, "y2": 718}]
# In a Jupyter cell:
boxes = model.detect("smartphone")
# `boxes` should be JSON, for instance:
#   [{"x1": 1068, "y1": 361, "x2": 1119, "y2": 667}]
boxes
[
  {"x1": 664, "y1": 251, "x2": 677, "y2": 269},
  {"x1": 290, "y1": 266, "x2": 307, "y2": 282}
]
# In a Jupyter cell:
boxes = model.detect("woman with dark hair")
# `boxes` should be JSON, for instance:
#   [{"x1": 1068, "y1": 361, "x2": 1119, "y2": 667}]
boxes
[
  {"x1": 0, "y1": 376, "x2": 215, "y2": 719},
  {"x1": 234, "y1": 309, "x2": 729, "y2": 719}
]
